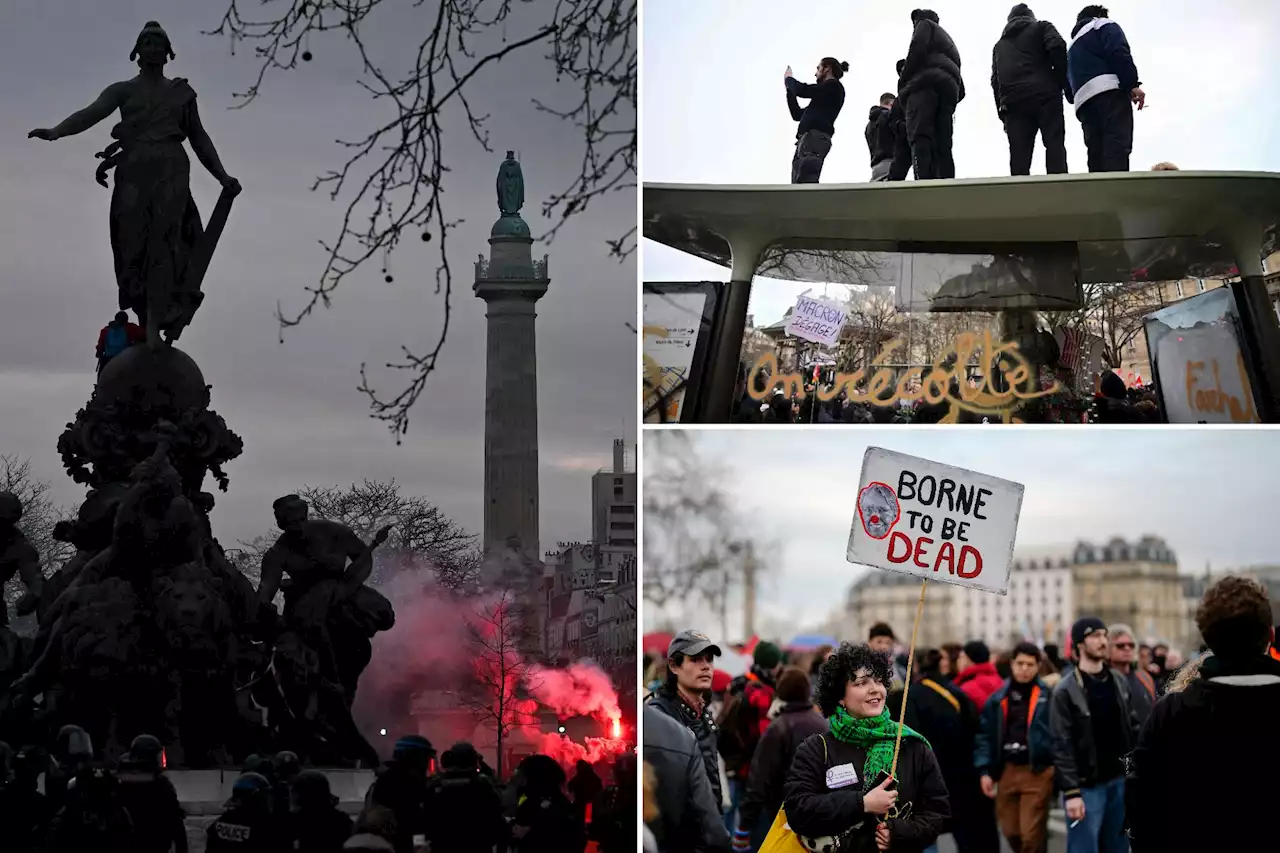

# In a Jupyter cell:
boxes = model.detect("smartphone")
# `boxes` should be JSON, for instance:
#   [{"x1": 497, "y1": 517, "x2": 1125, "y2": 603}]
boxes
[{"x1": 868, "y1": 770, "x2": 898, "y2": 791}]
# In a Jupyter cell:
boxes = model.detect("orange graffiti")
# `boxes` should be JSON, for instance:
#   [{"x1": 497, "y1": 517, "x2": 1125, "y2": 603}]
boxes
[
  {"x1": 747, "y1": 331, "x2": 1060, "y2": 424},
  {"x1": 1184, "y1": 351, "x2": 1259, "y2": 423}
]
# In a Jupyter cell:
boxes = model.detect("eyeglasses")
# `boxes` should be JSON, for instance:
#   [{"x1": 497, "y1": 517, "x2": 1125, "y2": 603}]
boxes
[{"x1": 1114, "y1": 642, "x2": 1135, "y2": 649}]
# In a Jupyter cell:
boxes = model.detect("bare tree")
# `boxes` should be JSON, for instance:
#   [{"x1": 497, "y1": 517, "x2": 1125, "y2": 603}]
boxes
[
  {"x1": 843, "y1": 289, "x2": 905, "y2": 371},
  {"x1": 1045, "y1": 282, "x2": 1166, "y2": 368},
  {"x1": 1, "y1": 456, "x2": 74, "y2": 609},
  {"x1": 236, "y1": 479, "x2": 481, "y2": 593},
  {"x1": 207, "y1": 0, "x2": 636, "y2": 439},
  {"x1": 642, "y1": 432, "x2": 766, "y2": 635},
  {"x1": 460, "y1": 587, "x2": 540, "y2": 779}
]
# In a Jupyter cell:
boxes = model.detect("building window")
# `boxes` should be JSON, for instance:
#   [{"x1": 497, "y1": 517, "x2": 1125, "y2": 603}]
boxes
[
  {"x1": 1175, "y1": 281, "x2": 1184, "y2": 298},
  {"x1": 1197, "y1": 278, "x2": 1206, "y2": 293},
  {"x1": 610, "y1": 521, "x2": 636, "y2": 531},
  {"x1": 615, "y1": 504, "x2": 635, "y2": 513}
]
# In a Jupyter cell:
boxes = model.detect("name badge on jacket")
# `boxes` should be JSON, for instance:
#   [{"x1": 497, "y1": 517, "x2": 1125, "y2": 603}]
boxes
[{"x1": 825, "y1": 763, "x2": 858, "y2": 789}]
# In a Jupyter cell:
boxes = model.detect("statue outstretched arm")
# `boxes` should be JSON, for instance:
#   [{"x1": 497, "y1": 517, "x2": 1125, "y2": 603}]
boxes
[
  {"x1": 185, "y1": 99, "x2": 240, "y2": 194},
  {"x1": 257, "y1": 547, "x2": 285, "y2": 607},
  {"x1": 30, "y1": 82, "x2": 127, "y2": 141}
]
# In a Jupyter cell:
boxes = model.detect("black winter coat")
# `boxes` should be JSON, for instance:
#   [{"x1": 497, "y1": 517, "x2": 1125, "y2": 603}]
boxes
[
  {"x1": 738, "y1": 701, "x2": 827, "y2": 833},
  {"x1": 991, "y1": 12, "x2": 1069, "y2": 112},
  {"x1": 865, "y1": 106, "x2": 895, "y2": 165},
  {"x1": 899, "y1": 15, "x2": 964, "y2": 103},
  {"x1": 648, "y1": 687, "x2": 722, "y2": 809},
  {"x1": 888, "y1": 677, "x2": 981, "y2": 807},
  {"x1": 783, "y1": 732, "x2": 949, "y2": 853},
  {"x1": 1127, "y1": 654, "x2": 1280, "y2": 852}
]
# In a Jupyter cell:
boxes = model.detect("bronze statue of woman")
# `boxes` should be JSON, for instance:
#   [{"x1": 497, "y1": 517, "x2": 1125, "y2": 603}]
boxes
[{"x1": 29, "y1": 21, "x2": 241, "y2": 348}]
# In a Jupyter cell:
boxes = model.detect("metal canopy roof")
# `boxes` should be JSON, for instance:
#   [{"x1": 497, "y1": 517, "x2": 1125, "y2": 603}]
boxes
[{"x1": 644, "y1": 171, "x2": 1280, "y2": 280}]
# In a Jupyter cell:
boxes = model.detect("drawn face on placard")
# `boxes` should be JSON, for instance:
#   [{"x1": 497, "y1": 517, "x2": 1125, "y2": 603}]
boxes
[{"x1": 857, "y1": 482, "x2": 899, "y2": 539}]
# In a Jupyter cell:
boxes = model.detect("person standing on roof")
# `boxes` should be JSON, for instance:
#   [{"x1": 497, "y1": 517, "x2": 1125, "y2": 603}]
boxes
[
  {"x1": 96, "y1": 310, "x2": 144, "y2": 373},
  {"x1": 1067, "y1": 5, "x2": 1145, "y2": 172},
  {"x1": 898, "y1": 9, "x2": 964, "y2": 180},
  {"x1": 991, "y1": 4, "x2": 1071, "y2": 175},
  {"x1": 866, "y1": 94, "x2": 899, "y2": 182},
  {"x1": 783, "y1": 57, "x2": 849, "y2": 183}
]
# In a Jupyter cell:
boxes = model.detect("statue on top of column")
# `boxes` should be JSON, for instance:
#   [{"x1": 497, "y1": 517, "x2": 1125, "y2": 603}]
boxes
[{"x1": 497, "y1": 151, "x2": 524, "y2": 216}]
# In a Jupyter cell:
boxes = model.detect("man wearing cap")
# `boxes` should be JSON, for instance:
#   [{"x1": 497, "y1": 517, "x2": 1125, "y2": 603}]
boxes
[
  {"x1": 1050, "y1": 617, "x2": 1139, "y2": 853},
  {"x1": 648, "y1": 629, "x2": 724, "y2": 811}
]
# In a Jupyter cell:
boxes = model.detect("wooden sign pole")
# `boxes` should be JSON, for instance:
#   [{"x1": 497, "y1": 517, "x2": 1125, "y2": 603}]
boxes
[{"x1": 890, "y1": 579, "x2": 928, "y2": 780}]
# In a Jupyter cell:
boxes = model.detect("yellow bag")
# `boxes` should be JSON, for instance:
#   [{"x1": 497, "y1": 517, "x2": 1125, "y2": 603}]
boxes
[{"x1": 757, "y1": 807, "x2": 807, "y2": 853}]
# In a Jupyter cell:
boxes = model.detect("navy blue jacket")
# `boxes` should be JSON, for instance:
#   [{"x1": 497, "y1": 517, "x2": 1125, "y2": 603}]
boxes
[
  {"x1": 973, "y1": 678, "x2": 1053, "y2": 778},
  {"x1": 1066, "y1": 16, "x2": 1140, "y2": 112}
]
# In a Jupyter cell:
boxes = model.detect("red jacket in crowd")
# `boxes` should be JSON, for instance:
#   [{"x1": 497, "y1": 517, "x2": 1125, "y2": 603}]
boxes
[{"x1": 954, "y1": 662, "x2": 1004, "y2": 709}]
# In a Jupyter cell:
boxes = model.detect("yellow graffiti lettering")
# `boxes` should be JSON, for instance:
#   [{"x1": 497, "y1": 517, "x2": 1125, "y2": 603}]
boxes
[
  {"x1": 747, "y1": 330, "x2": 1060, "y2": 423},
  {"x1": 1185, "y1": 353, "x2": 1259, "y2": 423}
]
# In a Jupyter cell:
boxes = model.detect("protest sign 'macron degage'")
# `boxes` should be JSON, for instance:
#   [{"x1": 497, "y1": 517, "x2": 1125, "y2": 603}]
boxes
[{"x1": 846, "y1": 447, "x2": 1024, "y2": 595}]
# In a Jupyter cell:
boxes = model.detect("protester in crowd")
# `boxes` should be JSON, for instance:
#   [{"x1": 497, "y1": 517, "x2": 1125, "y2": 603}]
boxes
[
  {"x1": 976, "y1": 642, "x2": 1055, "y2": 853},
  {"x1": 868, "y1": 622, "x2": 908, "y2": 688},
  {"x1": 1108, "y1": 623, "x2": 1156, "y2": 726},
  {"x1": 1067, "y1": 5, "x2": 1145, "y2": 172},
  {"x1": 1, "y1": 745, "x2": 52, "y2": 853},
  {"x1": 568, "y1": 759, "x2": 604, "y2": 829},
  {"x1": 898, "y1": 9, "x2": 964, "y2": 180},
  {"x1": 736, "y1": 666, "x2": 826, "y2": 851},
  {"x1": 720, "y1": 640, "x2": 784, "y2": 833},
  {"x1": 643, "y1": 705, "x2": 732, "y2": 853},
  {"x1": 510, "y1": 755, "x2": 585, "y2": 853},
  {"x1": 783, "y1": 57, "x2": 849, "y2": 183},
  {"x1": 648, "y1": 630, "x2": 724, "y2": 811},
  {"x1": 954, "y1": 640, "x2": 1004, "y2": 710},
  {"x1": 345, "y1": 806, "x2": 399, "y2": 852},
  {"x1": 1051, "y1": 617, "x2": 1139, "y2": 853},
  {"x1": 1127, "y1": 577, "x2": 1280, "y2": 851},
  {"x1": 991, "y1": 4, "x2": 1070, "y2": 175},
  {"x1": 889, "y1": 648, "x2": 995, "y2": 853},
  {"x1": 887, "y1": 67, "x2": 914, "y2": 182},
  {"x1": 939, "y1": 643, "x2": 963, "y2": 680},
  {"x1": 867, "y1": 93, "x2": 899, "y2": 181},
  {"x1": 784, "y1": 643, "x2": 949, "y2": 852}
]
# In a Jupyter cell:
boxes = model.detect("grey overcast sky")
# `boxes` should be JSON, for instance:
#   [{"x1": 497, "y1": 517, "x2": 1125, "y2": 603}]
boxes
[
  {"x1": 644, "y1": 429, "x2": 1280, "y2": 635},
  {"x1": 641, "y1": 0, "x2": 1280, "y2": 328},
  {"x1": 0, "y1": 0, "x2": 635, "y2": 548}
]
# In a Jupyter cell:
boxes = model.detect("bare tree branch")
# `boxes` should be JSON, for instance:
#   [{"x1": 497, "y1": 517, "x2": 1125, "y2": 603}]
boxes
[
  {"x1": 206, "y1": 0, "x2": 635, "y2": 440},
  {"x1": 1, "y1": 456, "x2": 75, "y2": 610}
]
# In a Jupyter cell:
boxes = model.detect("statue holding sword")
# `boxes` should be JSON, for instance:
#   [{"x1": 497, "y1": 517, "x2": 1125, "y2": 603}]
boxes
[{"x1": 29, "y1": 20, "x2": 241, "y2": 349}]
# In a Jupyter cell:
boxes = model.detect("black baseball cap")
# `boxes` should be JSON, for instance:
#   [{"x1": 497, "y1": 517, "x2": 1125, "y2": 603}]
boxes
[{"x1": 668, "y1": 629, "x2": 722, "y2": 659}]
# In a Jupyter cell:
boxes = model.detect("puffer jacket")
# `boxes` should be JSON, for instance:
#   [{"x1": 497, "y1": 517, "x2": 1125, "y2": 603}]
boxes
[
  {"x1": 953, "y1": 662, "x2": 1003, "y2": 710},
  {"x1": 990, "y1": 9, "x2": 1069, "y2": 111},
  {"x1": 898, "y1": 10, "x2": 965, "y2": 103},
  {"x1": 642, "y1": 705, "x2": 731, "y2": 853},
  {"x1": 648, "y1": 685, "x2": 722, "y2": 809}
]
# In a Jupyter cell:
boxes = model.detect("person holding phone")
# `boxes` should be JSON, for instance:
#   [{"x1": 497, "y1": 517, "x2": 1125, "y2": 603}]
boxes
[{"x1": 783, "y1": 643, "x2": 949, "y2": 851}]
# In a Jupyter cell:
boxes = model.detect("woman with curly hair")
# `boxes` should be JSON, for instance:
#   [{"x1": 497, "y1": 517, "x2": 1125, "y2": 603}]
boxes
[{"x1": 782, "y1": 643, "x2": 949, "y2": 852}]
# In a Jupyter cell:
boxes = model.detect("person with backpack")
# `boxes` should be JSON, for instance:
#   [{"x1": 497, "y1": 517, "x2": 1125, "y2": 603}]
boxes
[
  {"x1": 96, "y1": 311, "x2": 145, "y2": 373},
  {"x1": 719, "y1": 641, "x2": 783, "y2": 835}
]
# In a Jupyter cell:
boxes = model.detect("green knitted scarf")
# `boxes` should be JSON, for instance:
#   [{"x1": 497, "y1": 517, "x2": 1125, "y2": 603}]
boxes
[{"x1": 828, "y1": 706, "x2": 930, "y2": 791}]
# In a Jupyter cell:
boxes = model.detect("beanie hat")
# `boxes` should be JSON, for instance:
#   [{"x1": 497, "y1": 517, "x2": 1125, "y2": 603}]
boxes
[
  {"x1": 1071, "y1": 616, "x2": 1108, "y2": 651},
  {"x1": 711, "y1": 670, "x2": 732, "y2": 694},
  {"x1": 1009, "y1": 3, "x2": 1033, "y2": 20},
  {"x1": 962, "y1": 640, "x2": 991, "y2": 665},
  {"x1": 753, "y1": 641, "x2": 783, "y2": 670}
]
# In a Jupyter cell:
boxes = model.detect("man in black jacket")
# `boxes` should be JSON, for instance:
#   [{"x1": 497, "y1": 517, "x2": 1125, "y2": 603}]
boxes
[
  {"x1": 784, "y1": 57, "x2": 848, "y2": 183},
  {"x1": 991, "y1": 4, "x2": 1071, "y2": 175},
  {"x1": 898, "y1": 9, "x2": 964, "y2": 180},
  {"x1": 643, "y1": 705, "x2": 731, "y2": 853},
  {"x1": 1050, "y1": 617, "x2": 1139, "y2": 853},
  {"x1": 866, "y1": 94, "x2": 897, "y2": 182},
  {"x1": 1127, "y1": 577, "x2": 1280, "y2": 852},
  {"x1": 647, "y1": 630, "x2": 724, "y2": 810}
]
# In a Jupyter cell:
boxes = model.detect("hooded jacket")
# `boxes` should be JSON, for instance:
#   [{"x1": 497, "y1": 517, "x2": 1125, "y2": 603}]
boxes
[
  {"x1": 898, "y1": 10, "x2": 965, "y2": 103},
  {"x1": 865, "y1": 105, "x2": 896, "y2": 165},
  {"x1": 1067, "y1": 15, "x2": 1140, "y2": 112},
  {"x1": 953, "y1": 662, "x2": 1003, "y2": 710},
  {"x1": 1126, "y1": 653, "x2": 1280, "y2": 851},
  {"x1": 990, "y1": 6, "x2": 1069, "y2": 112}
]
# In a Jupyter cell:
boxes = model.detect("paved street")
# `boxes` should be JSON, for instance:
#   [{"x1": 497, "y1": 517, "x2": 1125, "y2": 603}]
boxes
[{"x1": 934, "y1": 810, "x2": 1067, "y2": 853}]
